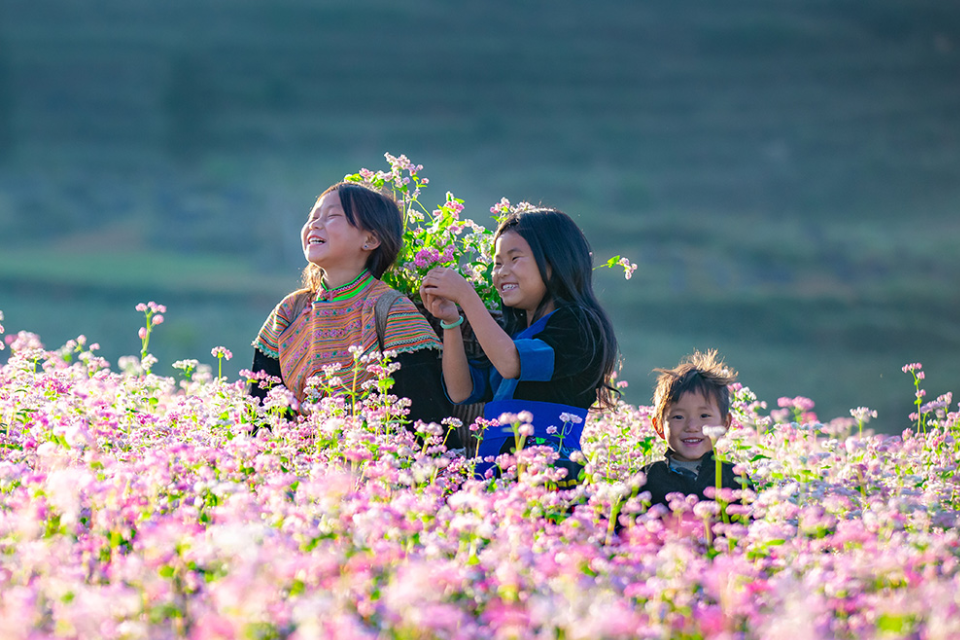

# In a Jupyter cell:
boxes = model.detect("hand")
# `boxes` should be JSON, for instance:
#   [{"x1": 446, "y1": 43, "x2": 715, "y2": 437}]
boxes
[
  {"x1": 420, "y1": 266, "x2": 475, "y2": 307},
  {"x1": 420, "y1": 287, "x2": 459, "y2": 324}
]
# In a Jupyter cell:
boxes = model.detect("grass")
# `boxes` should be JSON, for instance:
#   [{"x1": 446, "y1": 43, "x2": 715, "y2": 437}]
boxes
[{"x1": 0, "y1": 246, "x2": 293, "y2": 296}]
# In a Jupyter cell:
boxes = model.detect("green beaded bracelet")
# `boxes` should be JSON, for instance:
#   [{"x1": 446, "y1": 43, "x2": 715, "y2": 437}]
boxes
[{"x1": 440, "y1": 315, "x2": 465, "y2": 330}]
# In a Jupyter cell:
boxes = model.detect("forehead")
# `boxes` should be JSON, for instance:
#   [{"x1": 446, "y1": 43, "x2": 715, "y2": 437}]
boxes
[
  {"x1": 312, "y1": 191, "x2": 343, "y2": 212},
  {"x1": 495, "y1": 230, "x2": 532, "y2": 254},
  {"x1": 668, "y1": 390, "x2": 721, "y2": 411}
]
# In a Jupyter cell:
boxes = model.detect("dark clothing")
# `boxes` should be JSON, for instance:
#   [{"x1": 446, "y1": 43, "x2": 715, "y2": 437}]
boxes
[
  {"x1": 640, "y1": 451, "x2": 750, "y2": 509},
  {"x1": 462, "y1": 305, "x2": 604, "y2": 410},
  {"x1": 247, "y1": 348, "x2": 459, "y2": 447},
  {"x1": 457, "y1": 306, "x2": 604, "y2": 482}
]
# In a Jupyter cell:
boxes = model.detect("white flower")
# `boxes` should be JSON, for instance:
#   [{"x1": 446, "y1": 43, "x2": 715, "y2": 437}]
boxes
[
  {"x1": 850, "y1": 407, "x2": 878, "y2": 423},
  {"x1": 702, "y1": 425, "x2": 727, "y2": 442}
]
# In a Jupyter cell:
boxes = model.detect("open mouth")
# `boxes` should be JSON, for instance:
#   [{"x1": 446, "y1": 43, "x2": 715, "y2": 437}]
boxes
[
  {"x1": 500, "y1": 284, "x2": 518, "y2": 292},
  {"x1": 681, "y1": 438, "x2": 704, "y2": 446},
  {"x1": 307, "y1": 237, "x2": 325, "y2": 245}
]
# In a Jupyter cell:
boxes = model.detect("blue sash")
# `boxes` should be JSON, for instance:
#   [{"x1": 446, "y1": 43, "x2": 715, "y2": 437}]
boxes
[{"x1": 474, "y1": 399, "x2": 587, "y2": 479}]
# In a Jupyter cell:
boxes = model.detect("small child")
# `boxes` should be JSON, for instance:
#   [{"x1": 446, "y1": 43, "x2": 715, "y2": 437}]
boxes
[{"x1": 641, "y1": 350, "x2": 749, "y2": 508}]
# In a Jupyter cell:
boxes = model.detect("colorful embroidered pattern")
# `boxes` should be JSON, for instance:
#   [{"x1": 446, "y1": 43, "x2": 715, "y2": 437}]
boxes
[{"x1": 253, "y1": 273, "x2": 440, "y2": 401}]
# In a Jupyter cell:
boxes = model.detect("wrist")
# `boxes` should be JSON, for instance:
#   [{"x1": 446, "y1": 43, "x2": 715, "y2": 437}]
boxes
[{"x1": 439, "y1": 315, "x2": 465, "y2": 330}]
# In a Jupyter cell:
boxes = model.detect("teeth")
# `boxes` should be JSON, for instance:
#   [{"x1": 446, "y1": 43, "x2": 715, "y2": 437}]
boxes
[
  {"x1": 308, "y1": 238, "x2": 324, "y2": 245},
  {"x1": 501, "y1": 284, "x2": 518, "y2": 291}
]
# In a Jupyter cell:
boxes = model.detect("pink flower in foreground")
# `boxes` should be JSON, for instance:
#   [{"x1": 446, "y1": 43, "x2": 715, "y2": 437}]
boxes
[{"x1": 211, "y1": 347, "x2": 233, "y2": 360}]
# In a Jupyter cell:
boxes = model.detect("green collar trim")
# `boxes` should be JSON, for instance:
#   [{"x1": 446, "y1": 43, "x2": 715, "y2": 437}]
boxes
[{"x1": 318, "y1": 270, "x2": 374, "y2": 302}]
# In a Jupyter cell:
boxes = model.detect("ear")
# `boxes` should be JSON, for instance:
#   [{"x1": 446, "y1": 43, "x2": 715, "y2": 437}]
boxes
[
  {"x1": 361, "y1": 232, "x2": 381, "y2": 251},
  {"x1": 651, "y1": 416, "x2": 664, "y2": 439},
  {"x1": 723, "y1": 413, "x2": 733, "y2": 429}
]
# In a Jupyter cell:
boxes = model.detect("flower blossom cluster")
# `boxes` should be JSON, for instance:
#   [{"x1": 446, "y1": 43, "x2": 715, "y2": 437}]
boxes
[
  {"x1": 346, "y1": 154, "x2": 637, "y2": 310},
  {"x1": 1, "y1": 336, "x2": 959, "y2": 638}
]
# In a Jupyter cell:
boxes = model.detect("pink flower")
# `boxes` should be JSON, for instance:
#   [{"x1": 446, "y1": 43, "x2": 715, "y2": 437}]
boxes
[
  {"x1": 211, "y1": 346, "x2": 233, "y2": 360},
  {"x1": 138, "y1": 327, "x2": 148, "y2": 340},
  {"x1": 413, "y1": 247, "x2": 440, "y2": 268},
  {"x1": 151, "y1": 314, "x2": 164, "y2": 325}
]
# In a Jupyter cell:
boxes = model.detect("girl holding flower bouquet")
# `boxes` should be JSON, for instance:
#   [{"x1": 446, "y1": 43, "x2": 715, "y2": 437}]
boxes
[
  {"x1": 420, "y1": 208, "x2": 619, "y2": 481},
  {"x1": 249, "y1": 181, "x2": 455, "y2": 435}
]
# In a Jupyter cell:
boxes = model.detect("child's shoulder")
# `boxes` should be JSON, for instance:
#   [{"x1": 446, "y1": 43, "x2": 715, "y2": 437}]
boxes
[
  {"x1": 543, "y1": 304, "x2": 596, "y2": 332},
  {"x1": 274, "y1": 288, "x2": 313, "y2": 322},
  {"x1": 278, "y1": 288, "x2": 312, "y2": 306},
  {"x1": 639, "y1": 457, "x2": 670, "y2": 475}
]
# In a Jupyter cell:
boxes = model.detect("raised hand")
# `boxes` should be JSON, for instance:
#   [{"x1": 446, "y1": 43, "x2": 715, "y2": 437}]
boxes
[
  {"x1": 420, "y1": 287, "x2": 459, "y2": 324},
  {"x1": 420, "y1": 267, "x2": 479, "y2": 316}
]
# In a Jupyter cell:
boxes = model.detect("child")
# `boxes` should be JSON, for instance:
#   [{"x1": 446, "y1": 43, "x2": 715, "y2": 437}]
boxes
[
  {"x1": 420, "y1": 208, "x2": 619, "y2": 482},
  {"x1": 641, "y1": 350, "x2": 748, "y2": 508},
  {"x1": 249, "y1": 181, "x2": 455, "y2": 433}
]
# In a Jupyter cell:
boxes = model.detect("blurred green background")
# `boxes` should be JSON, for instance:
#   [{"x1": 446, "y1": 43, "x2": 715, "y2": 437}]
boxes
[{"x1": 1, "y1": 0, "x2": 959, "y2": 432}]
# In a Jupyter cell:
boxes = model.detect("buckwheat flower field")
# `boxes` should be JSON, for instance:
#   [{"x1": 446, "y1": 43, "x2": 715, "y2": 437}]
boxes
[{"x1": 1, "y1": 307, "x2": 958, "y2": 640}]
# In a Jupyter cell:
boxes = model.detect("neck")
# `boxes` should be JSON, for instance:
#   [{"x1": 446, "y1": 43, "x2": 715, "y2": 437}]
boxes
[
  {"x1": 321, "y1": 266, "x2": 369, "y2": 290},
  {"x1": 526, "y1": 299, "x2": 556, "y2": 327}
]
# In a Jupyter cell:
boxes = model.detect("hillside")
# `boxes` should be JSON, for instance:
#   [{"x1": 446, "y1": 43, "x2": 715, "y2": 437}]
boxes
[{"x1": 1, "y1": 0, "x2": 959, "y2": 425}]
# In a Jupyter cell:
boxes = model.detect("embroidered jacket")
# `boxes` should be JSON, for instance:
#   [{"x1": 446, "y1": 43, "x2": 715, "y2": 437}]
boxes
[{"x1": 253, "y1": 271, "x2": 440, "y2": 403}]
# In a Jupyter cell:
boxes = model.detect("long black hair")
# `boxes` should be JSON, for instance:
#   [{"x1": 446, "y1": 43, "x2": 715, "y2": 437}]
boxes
[{"x1": 495, "y1": 208, "x2": 621, "y2": 407}]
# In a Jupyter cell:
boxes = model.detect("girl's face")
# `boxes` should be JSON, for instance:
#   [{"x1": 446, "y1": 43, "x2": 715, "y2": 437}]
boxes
[
  {"x1": 301, "y1": 191, "x2": 375, "y2": 275},
  {"x1": 493, "y1": 230, "x2": 552, "y2": 323},
  {"x1": 662, "y1": 391, "x2": 731, "y2": 462}
]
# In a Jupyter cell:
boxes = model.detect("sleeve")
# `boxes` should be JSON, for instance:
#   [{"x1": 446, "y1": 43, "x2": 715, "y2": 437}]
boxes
[
  {"x1": 391, "y1": 349, "x2": 461, "y2": 447},
  {"x1": 381, "y1": 296, "x2": 442, "y2": 354},
  {"x1": 443, "y1": 360, "x2": 493, "y2": 406},
  {"x1": 517, "y1": 306, "x2": 599, "y2": 383},
  {"x1": 246, "y1": 348, "x2": 283, "y2": 403},
  {"x1": 252, "y1": 301, "x2": 294, "y2": 360}
]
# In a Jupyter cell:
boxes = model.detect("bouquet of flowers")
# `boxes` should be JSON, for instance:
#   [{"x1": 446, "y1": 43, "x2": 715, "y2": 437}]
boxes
[{"x1": 344, "y1": 153, "x2": 637, "y2": 311}]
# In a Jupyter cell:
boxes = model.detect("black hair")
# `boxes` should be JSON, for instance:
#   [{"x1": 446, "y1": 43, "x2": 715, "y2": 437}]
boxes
[
  {"x1": 301, "y1": 182, "x2": 403, "y2": 291},
  {"x1": 495, "y1": 208, "x2": 620, "y2": 407}
]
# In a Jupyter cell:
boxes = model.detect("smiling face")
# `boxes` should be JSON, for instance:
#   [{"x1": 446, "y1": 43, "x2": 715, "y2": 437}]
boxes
[
  {"x1": 492, "y1": 230, "x2": 552, "y2": 323},
  {"x1": 301, "y1": 191, "x2": 376, "y2": 285},
  {"x1": 662, "y1": 390, "x2": 732, "y2": 462}
]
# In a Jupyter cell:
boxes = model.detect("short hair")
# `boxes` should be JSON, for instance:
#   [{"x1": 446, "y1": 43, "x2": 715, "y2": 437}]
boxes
[
  {"x1": 651, "y1": 349, "x2": 738, "y2": 438},
  {"x1": 301, "y1": 182, "x2": 403, "y2": 291}
]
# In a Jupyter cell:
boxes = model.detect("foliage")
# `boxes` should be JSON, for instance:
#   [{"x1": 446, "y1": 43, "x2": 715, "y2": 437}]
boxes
[
  {"x1": 1, "y1": 306, "x2": 960, "y2": 639},
  {"x1": 344, "y1": 153, "x2": 636, "y2": 310}
]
